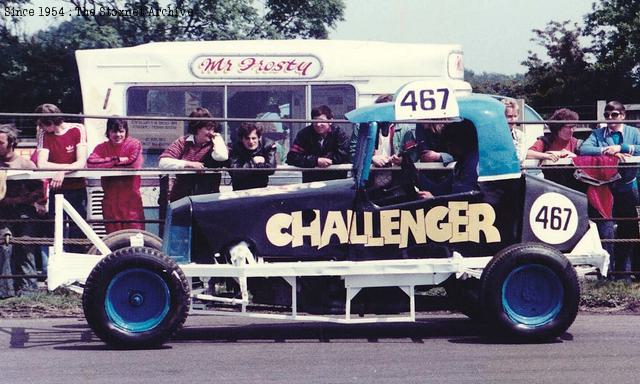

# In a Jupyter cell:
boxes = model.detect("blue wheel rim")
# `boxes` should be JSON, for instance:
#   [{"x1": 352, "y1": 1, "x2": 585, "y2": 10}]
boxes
[
  {"x1": 105, "y1": 268, "x2": 170, "y2": 332},
  {"x1": 501, "y1": 264, "x2": 563, "y2": 327}
]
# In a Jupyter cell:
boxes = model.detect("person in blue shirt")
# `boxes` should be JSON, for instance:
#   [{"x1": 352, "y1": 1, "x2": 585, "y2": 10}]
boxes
[{"x1": 580, "y1": 101, "x2": 640, "y2": 280}]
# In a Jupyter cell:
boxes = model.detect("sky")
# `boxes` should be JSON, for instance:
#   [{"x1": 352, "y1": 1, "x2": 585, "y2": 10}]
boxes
[
  {"x1": 330, "y1": 0, "x2": 595, "y2": 74},
  {"x1": 17, "y1": 0, "x2": 596, "y2": 75}
]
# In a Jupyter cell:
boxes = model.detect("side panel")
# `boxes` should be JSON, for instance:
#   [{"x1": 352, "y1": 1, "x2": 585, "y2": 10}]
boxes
[
  {"x1": 521, "y1": 174, "x2": 589, "y2": 252},
  {"x1": 349, "y1": 192, "x2": 498, "y2": 260},
  {"x1": 190, "y1": 180, "x2": 357, "y2": 262}
]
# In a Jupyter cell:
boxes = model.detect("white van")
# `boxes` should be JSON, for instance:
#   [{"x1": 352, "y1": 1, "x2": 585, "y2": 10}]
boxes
[
  {"x1": 75, "y1": 39, "x2": 472, "y2": 233},
  {"x1": 76, "y1": 39, "x2": 470, "y2": 152}
]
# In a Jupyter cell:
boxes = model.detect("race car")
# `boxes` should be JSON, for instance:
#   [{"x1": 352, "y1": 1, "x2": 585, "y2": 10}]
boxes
[{"x1": 48, "y1": 81, "x2": 609, "y2": 348}]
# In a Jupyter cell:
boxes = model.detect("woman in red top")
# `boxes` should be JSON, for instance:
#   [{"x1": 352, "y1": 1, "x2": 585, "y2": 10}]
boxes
[
  {"x1": 527, "y1": 108, "x2": 584, "y2": 191},
  {"x1": 87, "y1": 118, "x2": 145, "y2": 233},
  {"x1": 527, "y1": 108, "x2": 581, "y2": 162}
]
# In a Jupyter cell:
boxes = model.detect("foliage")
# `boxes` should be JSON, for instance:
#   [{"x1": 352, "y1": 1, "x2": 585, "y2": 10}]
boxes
[
  {"x1": 465, "y1": 69, "x2": 525, "y2": 99},
  {"x1": 520, "y1": 1, "x2": 640, "y2": 114},
  {"x1": 264, "y1": 0, "x2": 345, "y2": 39},
  {"x1": 584, "y1": 0, "x2": 640, "y2": 95},
  {"x1": 0, "y1": 0, "x2": 32, "y2": 30},
  {"x1": 66, "y1": 0, "x2": 344, "y2": 43},
  {"x1": 0, "y1": 18, "x2": 121, "y2": 115},
  {"x1": 68, "y1": 0, "x2": 260, "y2": 44},
  {"x1": 520, "y1": 21, "x2": 598, "y2": 117}
]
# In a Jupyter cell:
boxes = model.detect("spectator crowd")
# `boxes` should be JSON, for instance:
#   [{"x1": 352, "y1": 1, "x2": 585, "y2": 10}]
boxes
[{"x1": 0, "y1": 96, "x2": 639, "y2": 297}]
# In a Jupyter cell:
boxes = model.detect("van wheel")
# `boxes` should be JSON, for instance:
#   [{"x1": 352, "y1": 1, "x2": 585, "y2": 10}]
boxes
[
  {"x1": 88, "y1": 229, "x2": 163, "y2": 255},
  {"x1": 82, "y1": 247, "x2": 190, "y2": 349},
  {"x1": 481, "y1": 243, "x2": 579, "y2": 342}
]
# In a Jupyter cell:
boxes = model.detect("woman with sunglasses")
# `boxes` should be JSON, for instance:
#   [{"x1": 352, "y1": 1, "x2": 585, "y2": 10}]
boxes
[{"x1": 580, "y1": 101, "x2": 640, "y2": 280}]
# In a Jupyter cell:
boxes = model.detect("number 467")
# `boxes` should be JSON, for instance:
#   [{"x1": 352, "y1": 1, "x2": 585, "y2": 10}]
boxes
[
  {"x1": 535, "y1": 206, "x2": 572, "y2": 231},
  {"x1": 400, "y1": 88, "x2": 449, "y2": 111}
]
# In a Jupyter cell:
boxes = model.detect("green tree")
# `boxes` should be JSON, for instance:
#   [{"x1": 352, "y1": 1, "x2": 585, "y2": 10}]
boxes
[
  {"x1": 67, "y1": 0, "x2": 345, "y2": 44},
  {"x1": 0, "y1": 0, "x2": 33, "y2": 92},
  {"x1": 584, "y1": 0, "x2": 640, "y2": 97},
  {"x1": 465, "y1": 69, "x2": 525, "y2": 99},
  {"x1": 264, "y1": 0, "x2": 345, "y2": 38},
  {"x1": 521, "y1": 21, "x2": 596, "y2": 117},
  {"x1": 0, "y1": 0, "x2": 32, "y2": 30},
  {"x1": 0, "y1": 18, "x2": 121, "y2": 115}
]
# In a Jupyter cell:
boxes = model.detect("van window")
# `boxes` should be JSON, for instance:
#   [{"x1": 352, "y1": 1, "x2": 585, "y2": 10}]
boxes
[
  {"x1": 125, "y1": 84, "x2": 356, "y2": 163},
  {"x1": 311, "y1": 85, "x2": 356, "y2": 118},
  {"x1": 311, "y1": 85, "x2": 356, "y2": 136},
  {"x1": 126, "y1": 87, "x2": 224, "y2": 165},
  {"x1": 127, "y1": 87, "x2": 224, "y2": 119},
  {"x1": 227, "y1": 86, "x2": 306, "y2": 158}
]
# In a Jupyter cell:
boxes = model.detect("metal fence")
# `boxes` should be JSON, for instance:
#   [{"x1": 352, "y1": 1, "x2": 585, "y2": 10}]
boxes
[{"x1": 2, "y1": 112, "x2": 640, "y2": 283}]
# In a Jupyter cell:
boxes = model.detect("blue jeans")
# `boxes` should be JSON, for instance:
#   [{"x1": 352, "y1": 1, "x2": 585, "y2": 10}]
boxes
[
  {"x1": 595, "y1": 219, "x2": 615, "y2": 274},
  {"x1": 0, "y1": 241, "x2": 15, "y2": 298},
  {"x1": 611, "y1": 188, "x2": 639, "y2": 276},
  {"x1": 0, "y1": 215, "x2": 38, "y2": 297}
]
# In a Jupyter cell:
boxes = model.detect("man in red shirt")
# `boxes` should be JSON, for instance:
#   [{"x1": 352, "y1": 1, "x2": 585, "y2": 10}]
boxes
[{"x1": 35, "y1": 103, "x2": 88, "y2": 250}]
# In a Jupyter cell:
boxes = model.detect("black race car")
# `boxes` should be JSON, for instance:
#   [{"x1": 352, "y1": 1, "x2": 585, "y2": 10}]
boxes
[{"x1": 50, "y1": 81, "x2": 609, "y2": 348}]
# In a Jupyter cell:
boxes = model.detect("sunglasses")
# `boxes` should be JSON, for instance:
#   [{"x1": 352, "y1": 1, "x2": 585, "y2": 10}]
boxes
[{"x1": 603, "y1": 111, "x2": 621, "y2": 119}]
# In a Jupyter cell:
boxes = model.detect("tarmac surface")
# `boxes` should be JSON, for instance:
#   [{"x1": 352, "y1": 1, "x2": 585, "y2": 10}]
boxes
[{"x1": 1, "y1": 313, "x2": 640, "y2": 383}]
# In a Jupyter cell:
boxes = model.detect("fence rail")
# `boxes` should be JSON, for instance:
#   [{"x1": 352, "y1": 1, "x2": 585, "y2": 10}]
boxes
[{"x1": 2, "y1": 113, "x2": 640, "y2": 286}]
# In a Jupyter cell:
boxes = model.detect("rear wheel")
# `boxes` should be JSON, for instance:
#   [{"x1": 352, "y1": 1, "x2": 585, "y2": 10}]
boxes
[
  {"x1": 88, "y1": 229, "x2": 163, "y2": 255},
  {"x1": 82, "y1": 246, "x2": 189, "y2": 349},
  {"x1": 481, "y1": 243, "x2": 579, "y2": 342}
]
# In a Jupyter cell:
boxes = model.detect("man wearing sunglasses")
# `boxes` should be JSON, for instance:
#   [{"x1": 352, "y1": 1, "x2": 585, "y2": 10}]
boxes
[{"x1": 580, "y1": 101, "x2": 640, "y2": 280}]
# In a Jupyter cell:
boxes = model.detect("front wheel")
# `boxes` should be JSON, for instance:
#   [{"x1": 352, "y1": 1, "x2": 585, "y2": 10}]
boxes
[
  {"x1": 82, "y1": 247, "x2": 190, "y2": 349},
  {"x1": 481, "y1": 243, "x2": 579, "y2": 342}
]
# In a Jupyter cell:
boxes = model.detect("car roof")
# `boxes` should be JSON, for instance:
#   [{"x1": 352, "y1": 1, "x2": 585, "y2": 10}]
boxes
[{"x1": 346, "y1": 93, "x2": 521, "y2": 181}]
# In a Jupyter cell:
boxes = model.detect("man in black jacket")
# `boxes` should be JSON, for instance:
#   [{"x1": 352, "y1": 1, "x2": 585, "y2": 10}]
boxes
[
  {"x1": 286, "y1": 105, "x2": 350, "y2": 183},
  {"x1": 229, "y1": 122, "x2": 277, "y2": 190}
]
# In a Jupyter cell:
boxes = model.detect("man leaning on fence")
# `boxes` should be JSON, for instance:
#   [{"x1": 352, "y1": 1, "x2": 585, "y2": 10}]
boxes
[
  {"x1": 35, "y1": 103, "x2": 88, "y2": 253},
  {"x1": 579, "y1": 101, "x2": 640, "y2": 281},
  {"x1": 286, "y1": 105, "x2": 350, "y2": 183},
  {"x1": 0, "y1": 124, "x2": 44, "y2": 298}
]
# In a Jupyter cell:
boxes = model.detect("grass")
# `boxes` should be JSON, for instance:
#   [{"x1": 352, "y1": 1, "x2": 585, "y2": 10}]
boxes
[
  {"x1": 0, "y1": 288, "x2": 82, "y2": 318},
  {"x1": 0, "y1": 280, "x2": 639, "y2": 318},
  {"x1": 580, "y1": 279, "x2": 640, "y2": 313}
]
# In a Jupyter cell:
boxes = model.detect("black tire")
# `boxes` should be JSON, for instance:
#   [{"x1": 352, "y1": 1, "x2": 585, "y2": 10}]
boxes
[
  {"x1": 82, "y1": 246, "x2": 190, "y2": 349},
  {"x1": 480, "y1": 243, "x2": 579, "y2": 342},
  {"x1": 88, "y1": 229, "x2": 163, "y2": 255},
  {"x1": 444, "y1": 276, "x2": 482, "y2": 320}
]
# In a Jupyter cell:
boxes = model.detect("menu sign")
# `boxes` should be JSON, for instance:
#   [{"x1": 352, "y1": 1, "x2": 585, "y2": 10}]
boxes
[{"x1": 128, "y1": 119, "x2": 184, "y2": 150}]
